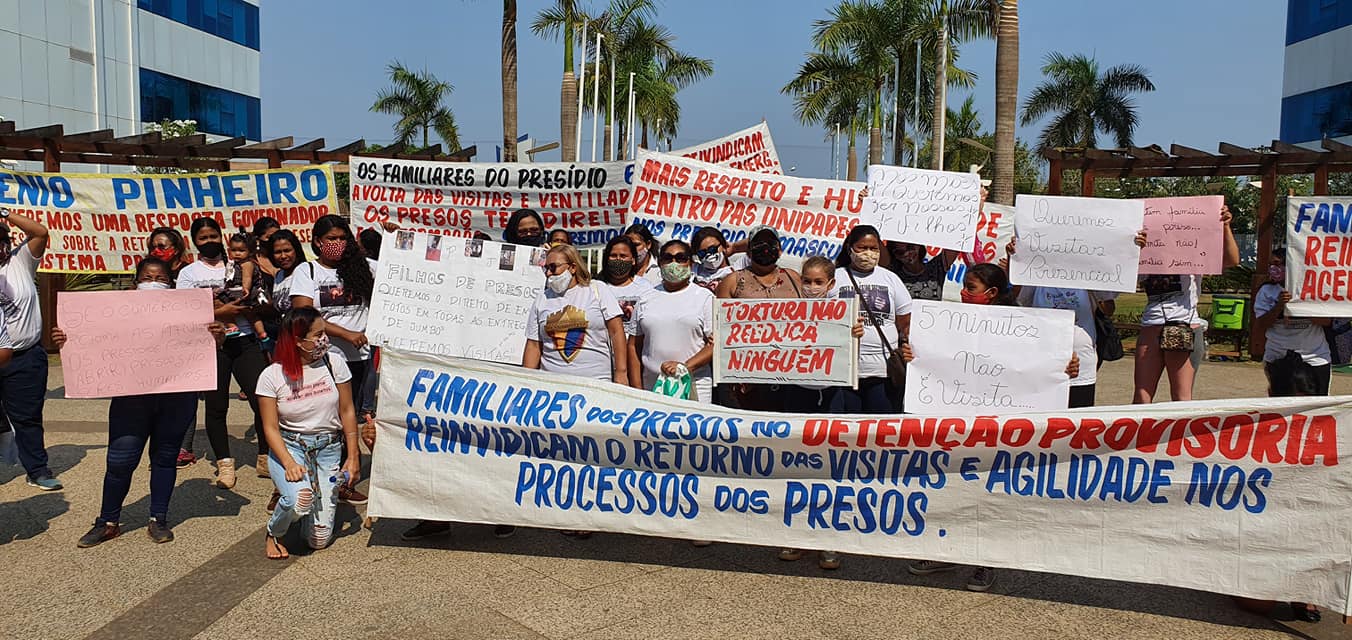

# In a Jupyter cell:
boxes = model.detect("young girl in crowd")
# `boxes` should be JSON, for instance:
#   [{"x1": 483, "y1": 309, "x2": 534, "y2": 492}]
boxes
[
  {"x1": 258, "y1": 307, "x2": 361, "y2": 559},
  {"x1": 631, "y1": 240, "x2": 715, "y2": 402},
  {"x1": 63, "y1": 258, "x2": 226, "y2": 548},
  {"x1": 829, "y1": 225, "x2": 913, "y2": 413},
  {"x1": 177, "y1": 217, "x2": 269, "y2": 490},
  {"x1": 147, "y1": 227, "x2": 188, "y2": 278}
]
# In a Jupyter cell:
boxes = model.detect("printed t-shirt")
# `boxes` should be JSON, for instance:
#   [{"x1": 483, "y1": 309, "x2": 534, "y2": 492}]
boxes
[
  {"x1": 1255, "y1": 283, "x2": 1330, "y2": 365},
  {"x1": 177, "y1": 259, "x2": 254, "y2": 337},
  {"x1": 1018, "y1": 286, "x2": 1117, "y2": 386},
  {"x1": 830, "y1": 267, "x2": 914, "y2": 379},
  {"x1": 255, "y1": 358, "x2": 353, "y2": 434},
  {"x1": 290, "y1": 260, "x2": 376, "y2": 361},
  {"x1": 601, "y1": 279, "x2": 657, "y2": 336},
  {"x1": 893, "y1": 258, "x2": 946, "y2": 302},
  {"x1": 634, "y1": 285, "x2": 715, "y2": 402},
  {"x1": 0, "y1": 244, "x2": 41, "y2": 350},
  {"x1": 525, "y1": 283, "x2": 622, "y2": 381}
]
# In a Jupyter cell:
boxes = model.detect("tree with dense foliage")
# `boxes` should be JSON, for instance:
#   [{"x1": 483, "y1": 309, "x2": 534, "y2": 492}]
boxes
[
  {"x1": 1021, "y1": 52, "x2": 1155, "y2": 151},
  {"x1": 370, "y1": 62, "x2": 461, "y2": 151}
]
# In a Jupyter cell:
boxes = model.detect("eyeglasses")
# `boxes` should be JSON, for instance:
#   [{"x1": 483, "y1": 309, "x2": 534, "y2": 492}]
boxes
[
  {"x1": 658, "y1": 253, "x2": 691, "y2": 264},
  {"x1": 695, "y1": 247, "x2": 721, "y2": 259},
  {"x1": 543, "y1": 262, "x2": 572, "y2": 275}
]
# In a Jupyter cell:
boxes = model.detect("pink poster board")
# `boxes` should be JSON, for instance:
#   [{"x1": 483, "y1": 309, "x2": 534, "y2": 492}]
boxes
[{"x1": 1138, "y1": 195, "x2": 1224, "y2": 275}]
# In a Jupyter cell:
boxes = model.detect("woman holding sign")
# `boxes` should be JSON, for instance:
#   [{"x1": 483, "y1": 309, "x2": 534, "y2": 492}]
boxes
[
  {"x1": 57, "y1": 258, "x2": 227, "y2": 548},
  {"x1": 1133, "y1": 205, "x2": 1240, "y2": 404},
  {"x1": 631, "y1": 240, "x2": 716, "y2": 402},
  {"x1": 714, "y1": 226, "x2": 803, "y2": 410},
  {"x1": 828, "y1": 225, "x2": 913, "y2": 413},
  {"x1": 1256, "y1": 253, "x2": 1332, "y2": 396}
]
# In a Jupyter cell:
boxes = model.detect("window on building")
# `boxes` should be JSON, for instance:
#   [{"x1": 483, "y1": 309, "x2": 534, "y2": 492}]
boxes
[
  {"x1": 137, "y1": 0, "x2": 260, "y2": 50},
  {"x1": 140, "y1": 68, "x2": 261, "y2": 139},
  {"x1": 1281, "y1": 82, "x2": 1352, "y2": 144}
]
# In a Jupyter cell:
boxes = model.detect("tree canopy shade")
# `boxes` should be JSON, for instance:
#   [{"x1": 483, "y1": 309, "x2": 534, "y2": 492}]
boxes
[
  {"x1": 370, "y1": 62, "x2": 461, "y2": 152},
  {"x1": 1020, "y1": 52, "x2": 1154, "y2": 152}
]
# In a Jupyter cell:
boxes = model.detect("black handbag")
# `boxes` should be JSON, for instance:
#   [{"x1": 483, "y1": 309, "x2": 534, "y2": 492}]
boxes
[{"x1": 1090, "y1": 292, "x2": 1124, "y2": 362}]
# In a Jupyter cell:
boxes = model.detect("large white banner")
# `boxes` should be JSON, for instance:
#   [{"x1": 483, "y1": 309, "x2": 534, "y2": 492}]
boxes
[
  {"x1": 713, "y1": 298, "x2": 858, "y2": 386},
  {"x1": 349, "y1": 157, "x2": 633, "y2": 247},
  {"x1": 905, "y1": 301, "x2": 1073, "y2": 412},
  {"x1": 370, "y1": 348, "x2": 1352, "y2": 614},
  {"x1": 670, "y1": 122, "x2": 782, "y2": 175},
  {"x1": 628, "y1": 150, "x2": 863, "y2": 261},
  {"x1": 863, "y1": 165, "x2": 981, "y2": 251},
  {"x1": 1286, "y1": 197, "x2": 1352, "y2": 317},
  {"x1": 1009, "y1": 195, "x2": 1144, "y2": 293},
  {"x1": 367, "y1": 230, "x2": 544, "y2": 362}
]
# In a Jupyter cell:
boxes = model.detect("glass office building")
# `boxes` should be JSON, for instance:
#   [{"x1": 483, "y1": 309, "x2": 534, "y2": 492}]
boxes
[{"x1": 1282, "y1": 0, "x2": 1352, "y2": 146}]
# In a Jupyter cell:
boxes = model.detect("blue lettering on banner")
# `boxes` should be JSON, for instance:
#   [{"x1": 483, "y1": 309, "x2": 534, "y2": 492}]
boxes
[
  {"x1": 980, "y1": 452, "x2": 1180, "y2": 506},
  {"x1": 783, "y1": 482, "x2": 928, "y2": 536},
  {"x1": 107, "y1": 168, "x2": 331, "y2": 211},
  {"x1": 827, "y1": 449, "x2": 949, "y2": 488},
  {"x1": 402, "y1": 412, "x2": 602, "y2": 464},
  {"x1": 514, "y1": 461, "x2": 699, "y2": 519},
  {"x1": 1184, "y1": 463, "x2": 1271, "y2": 514},
  {"x1": 405, "y1": 369, "x2": 586, "y2": 430},
  {"x1": 0, "y1": 173, "x2": 76, "y2": 208}
]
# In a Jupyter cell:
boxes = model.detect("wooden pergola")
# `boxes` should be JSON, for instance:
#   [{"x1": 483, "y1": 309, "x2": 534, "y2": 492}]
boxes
[
  {"x1": 0, "y1": 122, "x2": 476, "y2": 349},
  {"x1": 1044, "y1": 140, "x2": 1352, "y2": 357}
]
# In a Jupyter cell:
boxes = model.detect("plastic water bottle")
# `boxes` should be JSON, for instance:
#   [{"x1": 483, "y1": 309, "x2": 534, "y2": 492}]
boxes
[{"x1": 330, "y1": 470, "x2": 350, "y2": 488}]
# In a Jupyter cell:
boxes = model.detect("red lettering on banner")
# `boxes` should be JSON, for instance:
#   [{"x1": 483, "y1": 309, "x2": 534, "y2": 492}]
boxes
[{"x1": 44, "y1": 211, "x2": 84, "y2": 231}]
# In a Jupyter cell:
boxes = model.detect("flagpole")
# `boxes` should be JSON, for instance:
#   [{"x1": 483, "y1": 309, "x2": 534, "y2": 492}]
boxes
[
  {"x1": 608, "y1": 57, "x2": 616, "y2": 161},
  {"x1": 574, "y1": 21, "x2": 588, "y2": 161},
  {"x1": 912, "y1": 40, "x2": 921, "y2": 169},
  {"x1": 590, "y1": 33, "x2": 603, "y2": 161},
  {"x1": 625, "y1": 71, "x2": 635, "y2": 160}
]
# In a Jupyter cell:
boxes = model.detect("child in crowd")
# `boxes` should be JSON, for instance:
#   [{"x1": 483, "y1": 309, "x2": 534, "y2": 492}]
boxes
[{"x1": 222, "y1": 232, "x2": 269, "y2": 343}]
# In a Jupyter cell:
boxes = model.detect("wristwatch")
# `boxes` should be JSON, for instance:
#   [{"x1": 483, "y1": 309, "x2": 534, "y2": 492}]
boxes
[{"x1": 0, "y1": 208, "x2": 9, "y2": 219}]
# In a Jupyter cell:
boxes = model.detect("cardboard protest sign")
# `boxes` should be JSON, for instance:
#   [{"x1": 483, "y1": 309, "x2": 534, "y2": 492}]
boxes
[
  {"x1": 349, "y1": 157, "x2": 633, "y2": 247},
  {"x1": 0, "y1": 166, "x2": 337, "y2": 273},
  {"x1": 367, "y1": 230, "x2": 544, "y2": 362},
  {"x1": 863, "y1": 165, "x2": 981, "y2": 251},
  {"x1": 1286, "y1": 197, "x2": 1352, "y2": 316},
  {"x1": 905, "y1": 301, "x2": 1073, "y2": 411},
  {"x1": 1009, "y1": 194, "x2": 1144, "y2": 293},
  {"x1": 371, "y1": 347, "x2": 1352, "y2": 614},
  {"x1": 713, "y1": 298, "x2": 858, "y2": 386},
  {"x1": 670, "y1": 122, "x2": 782, "y2": 175},
  {"x1": 57, "y1": 289, "x2": 216, "y2": 398},
  {"x1": 941, "y1": 202, "x2": 1014, "y2": 302},
  {"x1": 629, "y1": 150, "x2": 863, "y2": 262},
  {"x1": 1138, "y1": 196, "x2": 1224, "y2": 275}
]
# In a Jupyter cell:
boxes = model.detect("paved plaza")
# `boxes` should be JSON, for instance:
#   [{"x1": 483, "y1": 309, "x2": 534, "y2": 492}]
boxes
[{"x1": 3, "y1": 357, "x2": 1352, "y2": 640}]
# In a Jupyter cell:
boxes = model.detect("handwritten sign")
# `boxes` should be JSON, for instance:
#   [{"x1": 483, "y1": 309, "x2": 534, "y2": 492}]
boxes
[
  {"x1": 670, "y1": 122, "x2": 782, "y2": 174},
  {"x1": 1138, "y1": 196, "x2": 1224, "y2": 275},
  {"x1": 713, "y1": 298, "x2": 858, "y2": 386},
  {"x1": 57, "y1": 289, "x2": 216, "y2": 398},
  {"x1": 1009, "y1": 195, "x2": 1144, "y2": 293},
  {"x1": 1286, "y1": 197, "x2": 1352, "y2": 316},
  {"x1": 863, "y1": 165, "x2": 981, "y2": 251},
  {"x1": 905, "y1": 300, "x2": 1072, "y2": 412},
  {"x1": 368, "y1": 230, "x2": 545, "y2": 362},
  {"x1": 370, "y1": 347, "x2": 1352, "y2": 616}
]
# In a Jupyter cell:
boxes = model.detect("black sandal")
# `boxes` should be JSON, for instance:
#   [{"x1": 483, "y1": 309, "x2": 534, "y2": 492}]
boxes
[{"x1": 1290, "y1": 602, "x2": 1321, "y2": 622}]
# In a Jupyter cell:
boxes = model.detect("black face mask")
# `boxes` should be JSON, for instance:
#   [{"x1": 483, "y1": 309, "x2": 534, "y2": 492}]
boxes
[
  {"x1": 605, "y1": 259, "x2": 634, "y2": 279},
  {"x1": 749, "y1": 242, "x2": 780, "y2": 267},
  {"x1": 196, "y1": 241, "x2": 225, "y2": 260},
  {"x1": 517, "y1": 232, "x2": 544, "y2": 247}
]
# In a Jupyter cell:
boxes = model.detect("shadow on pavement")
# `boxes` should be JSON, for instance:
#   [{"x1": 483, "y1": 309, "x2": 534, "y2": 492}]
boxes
[
  {"x1": 114, "y1": 478, "x2": 253, "y2": 534},
  {"x1": 0, "y1": 492, "x2": 71, "y2": 544},
  {"x1": 366, "y1": 520, "x2": 1317, "y2": 638},
  {"x1": 0, "y1": 442, "x2": 98, "y2": 485}
]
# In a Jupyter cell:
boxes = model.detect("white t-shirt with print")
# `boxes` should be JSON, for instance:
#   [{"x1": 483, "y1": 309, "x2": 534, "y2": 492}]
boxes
[
  {"x1": 830, "y1": 267, "x2": 914, "y2": 380},
  {"x1": 526, "y1": 283, "x2": 622, "y2": 381},
  {"x1": 602, "y1": 279, "x2": 657, "y2": 337},
  {"x1": 1018, "y1": 286, "x2": 1115, "y2": 386},
  {"x1": 1255, "y1": 283, "x2": 1330, "y2": 365},
  {"x1": 289, "y1": 260, "x2": 376, "y2": 361},
  {"x1": 635, "y1": 284, "x2": 715, "y2": 403},
  {"x1": 176, "y1": 259, "x2": 254, "y2": 337},
  {"x1": 1140, "y1": 274, "x2": 1200, "y2": 326},
  {"x1": 255, "y1": 358, "x2": 353, "y2": 434},
  {"x1": 0, "y1": 244, "x2": 41, "y2": 350},
  {"x1": 272, "y1": 269, "x2": 298, "y2": 315}
]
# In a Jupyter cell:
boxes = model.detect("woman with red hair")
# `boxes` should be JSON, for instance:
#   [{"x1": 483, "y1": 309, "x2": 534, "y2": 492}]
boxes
[{"x1": 257, "y1": 306, "x2": 360, "y2": 559}]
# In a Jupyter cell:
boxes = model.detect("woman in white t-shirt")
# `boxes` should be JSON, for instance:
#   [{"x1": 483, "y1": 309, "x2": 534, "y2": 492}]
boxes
[
  {"x1": 624, "y1": 224, "x2": 663, "y2": 287},
  {"x1": 523, "y1": 244, "x2": 629, "y2": 385},
  {"x1": 631, "y1": 240, "x2": 716, "y2": 402},
  {"x1": 597, "y1": 235, "x2": 656, "y2": 387},
  {"x1": 828, "y1": 225, "x2": 913, "y2": 413},
  {"x1": 1255, "y1": 253, "x2": 1332, "y2": 396},
  {"x1": 1133, "y1": 205, "x2": 1240, "y2": 403},
  {"x1": 258, "y1": 307, "x2": 360, "y2": 559}
]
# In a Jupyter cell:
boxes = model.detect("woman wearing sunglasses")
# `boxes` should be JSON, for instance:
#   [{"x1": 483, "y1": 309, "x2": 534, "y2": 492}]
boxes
[
  {"x1": 630, "y1": 240, "x2": 716, "y2": 403},
  {"x1": 522, "y1": 244, "x2": 629, "y2": 385}
]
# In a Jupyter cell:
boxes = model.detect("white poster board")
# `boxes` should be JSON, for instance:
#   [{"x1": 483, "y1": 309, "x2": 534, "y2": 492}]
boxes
[
  {"x1": 1286, "y1": 197, "x2": 1352, "y2": 317},
  {"x1": 713, "y1": 298, "x2": 858, "y2": 386},
  {"x1": 1008, "y1": 194, "x2": 1144, "y2": 293},
  {"x1": 904, "y1": 300, "x2": 1073, "y2": 412},
  {"x1": 368, "y1": 230, "x2": 544, "y2": 362},
  {"x1": 670, "y1": 122, "x2": 782, "y2": 174},
  {"x1": 863, "y1": 165, "x2": 981, "y2": 251}
]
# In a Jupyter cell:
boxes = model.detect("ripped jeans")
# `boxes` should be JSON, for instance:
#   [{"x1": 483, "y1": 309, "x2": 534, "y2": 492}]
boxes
[{"x1": 267, "y1": 431, "x2": 342, "y2": 549}]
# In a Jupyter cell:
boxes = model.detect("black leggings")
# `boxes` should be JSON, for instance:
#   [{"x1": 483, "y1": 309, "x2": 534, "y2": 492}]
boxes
[{"x1": 190, "y1": 336, "x2": 269, "y2": 461}]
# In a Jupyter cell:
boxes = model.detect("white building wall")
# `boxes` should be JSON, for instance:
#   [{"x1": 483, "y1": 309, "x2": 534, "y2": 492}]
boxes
[{"x1": 136, "y1": 12, "x2": 259, "y2": 100}]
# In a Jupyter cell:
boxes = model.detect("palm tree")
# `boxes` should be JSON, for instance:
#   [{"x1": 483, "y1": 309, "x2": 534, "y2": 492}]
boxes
[
  {"x1": 783, "y1": 50, "x2": 871, "y2": 179},
  {"x1": 990, "y1": 0, "x2": 1018, "y2": 204},
  {"x1": 502, "y1": 0, "x2": 519, "y2": 161},
  {"x1": 370, "y1": 62, "x2": 461, "y2": 151},
  {"x1": 1021, "y1": 52, "x2": 1155, "y2": 151},
  {"x1": 532, "y1": 0, "x2": 592, "y2": 162},
  {"x1": 943, "y1": 95, "x2": 982, "y2": 171},
  {"x1": 910, "y1": 0, "x2": 993, "y2": 170}
]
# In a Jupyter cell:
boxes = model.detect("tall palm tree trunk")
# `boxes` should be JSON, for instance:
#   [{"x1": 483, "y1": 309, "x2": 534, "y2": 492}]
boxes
[
  {"x1": 991, "y1": 0, "x2": 1018, "y2": 204},
  {"x1": 641, "y1": 123, "x2": 649, "y2": 151},
  {"x1": 502, "y1": 0, "x2": 519, "y2": 161},
  {"x1": 603, "y1": 124, "x2": 613, "y2": 161},
  {"x1": 561, "y1": 71, "x2": 578, "y2": 162},
  {"x1": 868, "y1": 87, "x2": 883, "y2": 166},
  {"x1": 846, "y1": 119, "x2": 859, "y2": 182},
  {"x1": 931, "y1": 16, "x2": 948, "y2": 170}
]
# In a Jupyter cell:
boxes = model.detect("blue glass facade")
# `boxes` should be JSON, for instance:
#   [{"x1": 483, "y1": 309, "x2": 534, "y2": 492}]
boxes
[
  {"x1": 140, "y1": 69, "x2": 261, "y2": 139},
  {"x1": 1281, "y1": 82, "x2": 1352, "y2": 143},
  {"x1": 1287, "y1": 0, "x2": 1352, "y2": 45},
  {"x1": 137, "y1": 0, "x2": 260, "y2": 50}
]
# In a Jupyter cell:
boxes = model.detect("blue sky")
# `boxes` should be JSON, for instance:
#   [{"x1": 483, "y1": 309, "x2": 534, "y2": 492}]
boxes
[{"x1": 260, "y1": 0, "x2": 1286, "y2": 179}]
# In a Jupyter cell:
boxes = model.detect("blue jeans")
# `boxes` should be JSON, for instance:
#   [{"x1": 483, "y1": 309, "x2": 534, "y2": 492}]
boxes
[
  {"x1": 3, "y1": 344, "x2": 51, "y2": 479},
  {"x1": 827, "y1": 377, "x2": 900, "y2": 414},
  {"x1": 99, "y1": 392, "x2": 197, "y2": 524},
  {"x1": 267, "y1": 432, "x2": 342, "y2": 549}
]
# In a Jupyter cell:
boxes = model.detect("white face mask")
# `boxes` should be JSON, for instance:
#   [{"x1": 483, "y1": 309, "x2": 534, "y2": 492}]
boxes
[
  {"x1": 802, "y1": 284, "x2": 830, "y2": 299},
  {"x1": 698, "y1": 251, "x2": 723, "y2": 270},
  {"x1": 547, "y1": 271, "x2": 573, "y2": 294},
  {"x1": 136, "y1": 281, "x2": 171, "y2": 291},
  {"x1": 850, "y1": 248, "x2": 881, "y2": 271}
]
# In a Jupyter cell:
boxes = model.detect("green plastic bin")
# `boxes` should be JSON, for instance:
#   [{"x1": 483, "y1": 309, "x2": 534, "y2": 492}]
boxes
[{"x1": 1211, "y1": 295, "x2": 1247, "y2": 330}]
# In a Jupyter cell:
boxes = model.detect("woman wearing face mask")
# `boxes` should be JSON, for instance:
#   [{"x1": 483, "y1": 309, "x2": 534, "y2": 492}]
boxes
[
  {"x1": 597, "y1": 236, "x2": 656, "y2": 388},
  {"x1": 1256, "y1": 253, "x2": 1332, "y2": 397},
  {"x1": 504, "y1": 209, "x2": 547, "y2": 247},
  {"x1": 630, "y1": 240, "x2": 716, "y2": 402},
  {"x1": 888, "y1": 242, "x2": 956, "y2": 302},
  {"x1": 257, "y1": 307, "x2": 361, "y2": 559},
  {"x1": 177, "y1": 217, "x2": 269, "y2": 490},
  {"x1": 290, "y1": 215, "x2": 374, "y2": 506},
  {"x1": 147, "y1": 227, "x2": 188, "y2": 278},
  {"x1": 60, "y1": 258, "x2": 227, "y2": 548},
  {"x1": 623, "y1": 224, "x2": 662, "y2": 286},
  {"x1": 690, "y1": 227, "x2": 738, "y2": 292},
  {"x1": 828, "y1": 225, "x2": 912, "y2": 414},
  {"x1": 713, "y1": 226, "x2": 802, "y2": 410},
  {"x1": 523, "y1": 245, "x2": 629, "y2": 386}
]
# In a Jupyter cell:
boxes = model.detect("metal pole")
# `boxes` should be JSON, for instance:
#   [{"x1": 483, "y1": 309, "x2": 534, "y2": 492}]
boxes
[
  {"x1": 913, "y1": 40, "x2": 921, "y2": 168},
  {"x1": 626, "y1": 72, "x2": 635, "y2": 159},
  {"x1": 891, "y1": 54, "x2": 900, "y2": 165},
  {"x1": 608, "y1": 55, "x2": 615, "y2": 161},
  {"x1": 574, "y1": 21, "x2": 587, "y2": 160},
  {"x1": 590, "y1": 32, "x2": 603, "y2": 161},
  {"x1": 832, "y1": 123, "x2": 840, "y2": 179}
]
